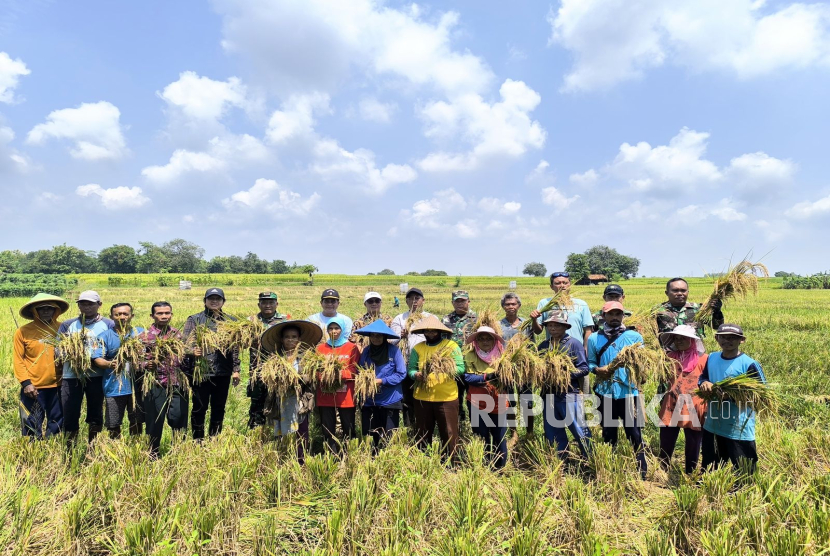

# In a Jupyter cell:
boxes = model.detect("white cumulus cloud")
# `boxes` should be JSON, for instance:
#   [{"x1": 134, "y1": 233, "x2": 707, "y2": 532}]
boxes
[
  {"x1": 358, "y1": 97, "x2": 397, "y2": 123},
  {"x1": 159, "y1": 71, "x2": 250, "y2": 121},
  {"x1": 786, "y1": 193, "x2": 830, "y2": 219},
  {"x1": 75, "y1": 184, "x2": 150, "y2": 209},
  {"x1": 266, "y1": 92, "x2": 331, "y2": 143},
  {"x1": 541, "y1": 187, "x2": 580, "y2": 211},
  {"x1": 142, "y1": 134, "x2": 268, "y2": 183},
  {"x1": 726, "y1": 151, "x2": 797, "y2": 200},
  {"x1": 311, "y1": 138, "x2": 417, "y2": 195},
  {"x1": 0, "y1": 126, "x2": 31, "y2": 173},
  {"x1": 26, "y1": 101, "x2": 127, "y2": 160},
  {"x1": 223, "y1": 178, "x2": 321, "y2": 216},
  {"x1": 0, "y1": 52, "x2": 30, "y2": 103}
]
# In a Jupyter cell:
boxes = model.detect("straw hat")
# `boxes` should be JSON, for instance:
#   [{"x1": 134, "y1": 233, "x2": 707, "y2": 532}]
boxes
[
  {"x1": 261, "y1": 320, "x2": 323, "y2": 353},
  {"x1": 465, "y1": 325, "x2": 504, "y2": 345},
  {"x1": 409, "y1": 314, "x2": 452, "y2": 335},
  {"x1": 19, "y1": 293, "x2": 70, "y2": 320}
]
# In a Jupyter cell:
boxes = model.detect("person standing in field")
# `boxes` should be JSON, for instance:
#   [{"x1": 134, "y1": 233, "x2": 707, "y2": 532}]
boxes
[
  {"x1": 354, "y1": 320, "x2": 406, "y2": 451},
  {"x1": 657, "y1": 325, "x2": 708, "y2": 474},
  {"x1": 13, "y1": 293, "x2": 69, "y2": 439},
  {"x1": 247, "y1": 292, "x2": 290, "y2": 430},
  {"x1": 390, "y1": 287, "x2": 433, "y2": 426},
  {"x1": 350, "y1": 291, "x2": 393, "y2": 347},
  {"x1": 100, "y1": 303, "x2": 145, "y2": 439},
  {"x1": 499, "y1": 292, "x2": 533, "y2": 342},
  {"x1": 315, "y1": 316, "x2": 361, "y2": 453},
  {"x1": 530, "y1": 272, "x2": 594, "y2": 394},
  {"x1": 656, "y1": 278, "x2": 724, "y2": 340},
  {"x1": 443, "y1": 290, "x2": 477, "y2": 425},
  {"x1": 308, "y1": 289, "x2": 354, "y2": 340},
  {"x1": 588, "y1": 301, "x2": 648, "y2": 478},
  {"x1": 140, "y1": 302, "x2": 188, "y2": 458},
  {"x1": 260, "y1": 320, "x2": 322, "y2": 463},
  {"x1": 537, "y1": 312, "x2": 592, "y2": 460},
  {"x1": 463, "y1": 326, "x2": 509, "y2": 469},
  {"x1": 699, "y1": 324, "x2": 765, "y2": 473},
  {"x1": 183, "y1": 288, "x2": 241, "y2": 440},
  {"x1": 407, "y1": 315, "x2": 465, "y2": 463},
  {"x1": 58, "y1": 290, "x2": 115, "y2": 445},
  {"x1": 592, "y1": 285, "x2": 632, "y2": 330}
]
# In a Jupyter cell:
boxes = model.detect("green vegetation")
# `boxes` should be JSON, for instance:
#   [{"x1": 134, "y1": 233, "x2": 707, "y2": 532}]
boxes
[
  {"x1": 1, "y1": 276, "x2": 828, "y2": 554},
  {"x1": 783, "y1": 272, "x2": 830, "y2": 290},
  {"x1": 565, "y1": 245, "x2": 641, "y2": 281},
  {"x1": 0, "y1": 273, "x2": 77, "y2": 298}
]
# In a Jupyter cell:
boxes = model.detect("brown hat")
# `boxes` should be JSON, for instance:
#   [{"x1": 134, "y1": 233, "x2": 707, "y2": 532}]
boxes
[
  {"x1": 260, "y1": 320, "x2": 323, "y2": 353},
  {"x1": 409, "y1": 314, "x2": 453, "y2": 335}
]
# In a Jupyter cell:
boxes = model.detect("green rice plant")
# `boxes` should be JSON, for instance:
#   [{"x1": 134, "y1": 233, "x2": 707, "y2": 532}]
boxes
[
  {"x1": 503, "y1": 474, "x2": 546, "y2": 530},
  {"x1": 305, "y1": 452, "x2": 340, "y2": 492},
  {"x1": 700, "y1": 523, "x2": 748, "y2": 556},
  {"x1": 352, "y1": 364, "x2": 379, "y2": 403},
  {"x1": 520, "y1": 289, "x2": 572, "y2": 333},
  {"x1": 764, "y1": 527, "x2": 807, "y2": 556},
  {"x1": 694, "y1": 374, "x2": 779, "y2": 417},
  {"x1": 642, "y1": 530, "x2": 678, "y2": 556},
  {"x1": 122, "y1": 514, "x2": 166, "y2": 556},
  {"x1": 697, "y1": 259, "x2": 770, "y2": 326},
  {"x1": 701, "y1": 465, "x2": 738, "y2": 505},
  {"x1": 509, "y1": 526, "x2": 546, "y2": 556},
  {"x1": 446, "y1": 471, "x2": 490, "y2": 536},
  {"x1": 323, "y1": 509, "x2": 344, "y2": 554}
]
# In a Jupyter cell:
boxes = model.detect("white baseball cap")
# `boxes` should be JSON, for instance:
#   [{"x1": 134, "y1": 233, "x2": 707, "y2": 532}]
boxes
[
  {"x1": 77, "y1": 290, "x2": 101, "y2": 303},
  {"x1": 364, "y1": 291, "x2": 382, "y2": 302}
]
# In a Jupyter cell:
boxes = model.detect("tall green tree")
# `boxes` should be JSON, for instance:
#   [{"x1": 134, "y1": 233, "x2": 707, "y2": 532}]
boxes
[
  {"x1": 564, "y1": 253, "x2": 590, "y2": 282},
  {"x1": 243, "y1": 252, "x2": 269, "y2": 274},
  {"x1": 270, "y1": 259, "x2": 290, "y2": 274},
  {"x1": 137, "y1": 242, "x2": 169, "y2": 273},
  {"x1": 522, "y1": 262, "x2": 547, "y2": 277},
  {"x1": 98, "y1": 245, "x2": 138, "y2": 273},
  {"x1": 163, "y1": 239, "x2": 204, "y2": 273},
  {"x1": 23, "y1": 244, "x2": 98, "y2": 274},
  {"x1": 566, "y1": 245, "x2": 640, "y2": 280},
  {"x1": 0, "y1": 250, "x2": 25, "y2": 273}
]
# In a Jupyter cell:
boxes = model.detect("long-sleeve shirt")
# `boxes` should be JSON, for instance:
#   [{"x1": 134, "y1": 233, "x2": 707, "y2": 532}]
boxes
[
  {"x1": 57, "y1": 315, "x2": 115, "y2": 379},
  {"x1": 358, "y1": 344, "x2": 407, "y2": 407},
  {"x1": 140, "y1": 324, "x2": 185, "y2": 387},
  {"x1": 182, "y1": 310, "x2": 241, "y2": 378},
  {"x1": 463, "y1": 352, "x2": 507, "y2": 414},
  {"x1": 13, "y1": 318, "x2": 62, "y2": 389},
  {"x1": 587, "y1": 329, "x2": 644, "y2": 399},
  {"x1": 315, "y1": 342, "x2": 361, "y2": 408},
  {"x1": 407, "y1": 339, "x2": 465, "y2": 402},
  {"x1": 538, "y1": 335, "x2": 590, "y2": 395},
  {"x1": 390, "y1": 310, "x2": 434, "y2": 358},
  {"x1": 700, "y1": 352, "x2": 766, "y2": 441}
]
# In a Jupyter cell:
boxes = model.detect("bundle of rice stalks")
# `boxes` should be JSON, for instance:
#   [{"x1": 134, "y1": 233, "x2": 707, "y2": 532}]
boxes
[
  {"x1": 215, "y1": 317, "x2": 265, "y2": 354},
  {"x1": 144, "y1": 334, "x2": 190, "y2": 394},
  {"x1": 493, "y1": 338, "x2": 542, "y2": 389},
  {"x1": 54, "y1": 331, "x2": 93, "y2": 382},
  {"x1": 353, "y1": 364, "x2": 379, "y2": 403},
  {"x1": 694, "y1": 374, "x2": 778, "y2": 417},
  {"x1": 696, "y1": 259, "x2": 770, "y2": 326},
  {"x1": 623, "y1": 308, "x2": 662, "y2": 349},
  {"x1": 112, "y1": 334, "x2": 146, "y2": 377},
  {"x1": 470, "y1": 308, "x2": 503, "y2": 336},
  {"x1": 190, "y1": 324, "x2": 222, "y2": 384},
  {"x1": 400, "y1": 310, "x2": 423, "y2": 354},
  {"x1": 520, "y1": 290, "x2": 572, "y2": 332},
  {"x1": 606, "y1": 342, "x2": 675, "y2": 388},
  {"x1": 534, "y1": 347, "x2": 575, "y2": 394},
  {"x1": 422, "y1": 344, "x2": 458, "y2": 381},
  {"x1": 258, "y1": 350, "x2": 303, "y2": 401},
  {"x1": 301, "y1": 350, "x2": 344, "y2": 393}
]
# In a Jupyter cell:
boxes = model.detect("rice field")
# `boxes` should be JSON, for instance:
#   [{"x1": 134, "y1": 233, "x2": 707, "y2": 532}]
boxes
[{"x1": 1, "y1": 275, "x2": 829, "y2": 555}]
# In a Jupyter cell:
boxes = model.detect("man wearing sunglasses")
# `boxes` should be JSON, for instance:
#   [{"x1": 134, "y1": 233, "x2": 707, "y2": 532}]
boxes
[{"x1": 350, "y1": 292, "x2": 393, "y2": 347}]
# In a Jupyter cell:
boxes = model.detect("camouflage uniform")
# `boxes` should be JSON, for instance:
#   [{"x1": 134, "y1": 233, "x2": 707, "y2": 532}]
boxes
[
  {"x1": 349, "y1": 312, "x2": 394, "y2": 348},
  {"x1": 247, "y1": 311, "x2": 290, "y2": 428},
  {"x1": 442, "y1": 310, "x2": 478, "y2": 348},
  {"x1": 655, "y1": 301, "x2": 723, "y2": 338}
]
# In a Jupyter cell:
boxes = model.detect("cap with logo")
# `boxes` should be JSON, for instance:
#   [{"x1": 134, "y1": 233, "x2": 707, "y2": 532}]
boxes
[
  {"x1": 715, "y1": 323, "x2": 745, "y2": 337},
  {"x1": 603, "y1": 284, "x2": 624, "y2": 297},
  {"x1": 452, "y1": 290, "x2": 470, "y2": 301},
  {"x1": 77, "y1": 290, "x2": 102, "y2": 303},
  {"x1": 405, "y1": 287, "x2": 424, "y2": 298},
  {"x1": 204, "y1": 288, "x2": 225, "y2": 300},
  {"x1": 321, "y1": 289, "x2": 340, "y2": 300},
  {"x1": 258, "y1": 291, "x2": 278, "y2": 300},
  {"x1": 364, "y1": 291, "x2": 382, "y2": 302}
]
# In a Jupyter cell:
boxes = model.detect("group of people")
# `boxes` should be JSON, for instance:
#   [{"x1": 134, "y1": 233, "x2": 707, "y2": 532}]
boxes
[{"x1": 12, "y1": 272, "x2": 765, "y2": 474}]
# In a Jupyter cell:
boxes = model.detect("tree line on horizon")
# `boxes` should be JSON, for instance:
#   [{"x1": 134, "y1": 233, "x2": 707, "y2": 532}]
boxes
[{"x1": 522, "y1": 245, "x2": 641, "y2": 282}]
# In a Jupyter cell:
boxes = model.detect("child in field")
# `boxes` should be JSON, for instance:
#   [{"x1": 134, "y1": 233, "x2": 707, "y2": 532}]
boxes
[
  {"x1": 315, "y1": 316, "x2": 360, "y2": 453},
  {"x1": 698, "y1": 324, "x2": 766, "y2": 473}
]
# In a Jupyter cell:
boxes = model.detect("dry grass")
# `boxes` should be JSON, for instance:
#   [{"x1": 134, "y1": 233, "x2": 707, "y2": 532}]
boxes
[
  {"x1": 353, "y1": 364, "x2": 379, "y2": 403},
  {"x1": 493, "y1": 338, "x2": 542, "y2": 389},
  {"x1": 422, "y1": 344, "x2": 458, "y2": 381},
  {"x1": 694, "y1": 374, "x2": 778, "y2": 416},
  {"x1": 215, "y1": 317, "x2": 265, "y2": 355},
  {"x1": 697, "y1": 260, "x2": 770, "y2": 326},
  {"x1": 606, "y1": 342, "x2": 675, "y2": 388}
]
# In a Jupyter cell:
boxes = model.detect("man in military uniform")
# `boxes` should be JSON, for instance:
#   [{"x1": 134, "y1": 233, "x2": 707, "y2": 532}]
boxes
[
  {"x1": 442, "y1": 290, "x2": 477, "y2": 424},
  {"x1": 656, "y1": 278, "x2": 724, "y2": 341},
  {"x1": 592, "y1": 284, "x2": 632, "y2": 330},
  {"x1": 350, "y1": 291, "x2": 393, "y2": 347},
  {"x1": 247, "y1": 291, "x2": 291, "y2": 429}
]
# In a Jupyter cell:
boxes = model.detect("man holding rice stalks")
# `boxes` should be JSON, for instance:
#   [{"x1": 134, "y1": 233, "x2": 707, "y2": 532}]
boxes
[
  {"x1": 140, "y1": 302, "x2": 189, "y2": 458},
  {"x1": 698, "y1": 324, "x2": 767, "y2": 473},
  {"x1": 407, "y1": 315, "x2": 465, "y2": 463},
  {"x1": 656, "y1": 278, "x2": 724, "y2": 340},
  {"x1": 307, "y1": 288, "x2": 354, "y2": 340},
  {"x1": 58, "y1": 290, "x2": 115, "y2": 445},
  {"x1": 349, "y1": 291, "x2": 393, "y2": 348},
  {"x1": 537, "y1": 312, "x2": 592, "y2": 460},
  {"x1": 247, "y1": 291, "x2": 290, "y2": 430},
  {"x1": 14, "y1": 293, "x2": 69, "y2": 439},
  {"x1": 183, "y1": 288, "x2": 241, "y2": 440},
  {"x1": 588, "y1": 301, "x2": 648, "y2": 478},
  {"x1": 443, "y1": 290, "x2": 478, "y2": 424},
  {"x1": 99, "y1": 303, "x2": 145, "y2": 439},
  {"x1": 390, "y1": 287, "x2": 433, "y2": 426}
]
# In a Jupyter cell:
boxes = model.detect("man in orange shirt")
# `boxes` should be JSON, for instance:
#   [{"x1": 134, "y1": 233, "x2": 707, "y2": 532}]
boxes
[{"x1": 13, "y1": 293, "x2": 69, "y2": 438}]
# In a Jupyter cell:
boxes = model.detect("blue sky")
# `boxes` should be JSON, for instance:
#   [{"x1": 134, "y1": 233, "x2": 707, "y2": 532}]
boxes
[{"x1": 1, "y1": 0, "x2": 829, "y2": 276}]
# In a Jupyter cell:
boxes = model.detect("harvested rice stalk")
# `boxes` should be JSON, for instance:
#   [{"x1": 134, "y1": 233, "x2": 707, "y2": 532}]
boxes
[
  {"x1": 353, "y1": 364, "x2": 379, "y2": 403},
  {"x1": 53, "y1": 331, "x2": 93, "y2": 383},
  {"x1": 215, "y1": 317, "x2": 265, "y2": 354},
  {"x1": 623, "y1": 307, "x2": 662, "y2": 349},
  {"x1": 520, "y1": 290, "x2": 572, "y2": 332},
  {"x1": 470, "y1": 307, "x2": 503, "y2": 336},
  {"x1": 301, "y1": 350, "x2": 344, "y2": 393},
  {"x1": 696, "y1": 259, "x2": 769, "y2": 326},
  {"x1": 493, "y1": 338, "x2": 542, "y2": 390},
  {"x1": 190, "y1": 324, "x2": 222, "y2": 384},
  {"x1": 112, "y1": 334, "x2": 146, "y2": 377},
  {"x1": 400, "y1": 310, "x2": 423, "y2": 354},
  {"x1": 144, "y1": 335, "x2": 190, "y2": 395},
  {"x1": 694, "y1": 374, "x2": 777, "y2": 417},
  {"x1": 259, "y1": 349, "x2": 302, "y2": 401},
  {"x1": 422, "y1": 344, "x2": 458, "y2": 381},
  {"x1": 535, "y1": 346, "x2": 575, "y2": 394},
  {"x1": 605, "y1": 342, "x2": 675, "y2": 388}
]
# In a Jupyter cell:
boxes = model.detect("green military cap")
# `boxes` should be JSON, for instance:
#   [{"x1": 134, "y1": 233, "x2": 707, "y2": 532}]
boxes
[
  {"x1": 258, "y1": 291, "x2": 278, "y2": 300},
  {"x1": 452, "y1": 290, "x2": 470, "y2": 301}
]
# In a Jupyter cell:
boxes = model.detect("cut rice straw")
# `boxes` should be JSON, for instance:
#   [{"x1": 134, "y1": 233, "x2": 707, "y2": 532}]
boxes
[
  {"x1": 422, "y1": 344, "x2": 458, "y2": 382},
  {"x1": 493, "y1": 338, "x2": 542, "y2": 390},
  {"x1": 53, "y1": 331, "x2": 93, "y2": 383},
  {"x1": 144, "y1": 334, "x2": 189, "y2": 394},
  {"x1": 623, "y1": 307, "x2": 662, "y2": 350},
  {"x1": 534, "y1": 346, "x2": 575, "y2": 394},
  {"x1": 520, "y1": 289, "x2": 572, "y2": 332},
  {"x1": 694, "y1": 374, "x2": 778, "y2": 417},
  {"x1": 215, "y1": 317, "x2": 265, "y2": 355},
  {"x1": 696, "y1": 259, "x2": 769, "y2": 326},
  {"x1": 111, "y1": 334, "x2": 146, "y2": 392},
  {"x1": 353, "y1": 364, "x2": 379, "y2": 403},
  {"x1": 190, "y1": 324, "x2": 222, "y2": 384},
  {"x1": 258, "y1": 347, "x2": 303, "y2": 401},
  {"x1": 605, "y1": 342, "x2": 675, "y2": 388},
  {"x1": 301, "y1": 350, "x2": 344, "y2": 393},
  {"x1": 400, "y1": 310, "x2": 423, "y2": 354},
  {"x1": 470, "y1": 307, "x2": 503, "y2": 336}
]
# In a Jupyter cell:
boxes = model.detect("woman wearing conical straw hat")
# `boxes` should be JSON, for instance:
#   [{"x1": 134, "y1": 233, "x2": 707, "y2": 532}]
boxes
[
  {"x1": 407, "y1": 315, "x2": 465, "y2": 463},
  {"x1": 13, "y1": 293, "x2": 69, "y2": 439}
]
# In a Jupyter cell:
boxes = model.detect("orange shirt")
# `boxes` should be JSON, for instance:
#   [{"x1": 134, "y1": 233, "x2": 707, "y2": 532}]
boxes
[
  {"x1": 13, "y1": 319, "x2": 62, "y2": 389},
  {"x1": 659, "y1": 353, "x2": 708, "y2": 430},
  {"x1": 315, "y1": 342, "x2": 360, "y2": 408}
]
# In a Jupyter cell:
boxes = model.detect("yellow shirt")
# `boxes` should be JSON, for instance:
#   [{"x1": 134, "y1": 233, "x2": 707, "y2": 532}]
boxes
[{"x1": 409, "y1": 339, "x2": 465, "y2": 402}]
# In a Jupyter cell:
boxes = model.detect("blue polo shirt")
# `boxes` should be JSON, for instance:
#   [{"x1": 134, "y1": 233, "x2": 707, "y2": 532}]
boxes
[
  {"x1": 58, "y1": 316, "x2": 115, "y2": 379},
  {"x1": 587, "y1": 329, "x2": 644, "y2": 399},
  {"x1": 535, "y1": 297, "x2": 593, "y2": 344},
  {"x1": 700, "y1": 352, "x2": 766, "y2": 441},
  {"x1": 99, "y1": 327, "x2": 145, "y2": 397}
]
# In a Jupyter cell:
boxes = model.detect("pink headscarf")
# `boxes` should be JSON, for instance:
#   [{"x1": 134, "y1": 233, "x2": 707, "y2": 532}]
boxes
[
  {"x1": 473, "y1": 333, "x2": 504, "y2": 365},
  {"x1": 665, "y1": 325, "x2": 704, "y2": 374}
]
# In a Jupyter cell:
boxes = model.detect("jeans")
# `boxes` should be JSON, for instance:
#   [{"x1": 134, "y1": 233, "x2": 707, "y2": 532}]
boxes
[
  {"x1": 542, "y1": 393, "x2": 591, "y2": 459},
  {"x1": 60, "y1": 376, "x2": 105, "y2": 434},
  {"x1": 191, "y1": 375, "x2": 231, "y2": 439},
  {"x1": 20, "y1": 387, "x2": 62, "y2": 438},
  {"x1": 469, "y1": 403, "x2": 507, "y2": 469}
]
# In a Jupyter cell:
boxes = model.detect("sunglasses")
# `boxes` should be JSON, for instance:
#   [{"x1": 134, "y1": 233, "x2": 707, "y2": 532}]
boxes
[{"x1": 551, "y1": 272, "x2": 570, "y2": 278}]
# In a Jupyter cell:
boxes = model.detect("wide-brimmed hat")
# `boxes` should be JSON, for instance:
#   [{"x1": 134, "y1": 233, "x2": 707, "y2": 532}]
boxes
[
  {"x1": 542, "y1": 311, "x2": 571, "y2": 328},
  {"x1": 20, "y1": 293, "x2": 70, "y2": 320},
  {"x1": 465, "y1": 326, "x2": 504, "y2": 345},
  {"x1": 355, "y1": 319, "x2": 399, "y2": 339},
  {"x1": 261, "y1": 320, "x2": 323, "y2": 353},
  {"x1": 409, "y1": 314, "x2": 452, "y2": 335},
  {"x1": 661, "y1": 324, "x2": 705, "y2": 354}
]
